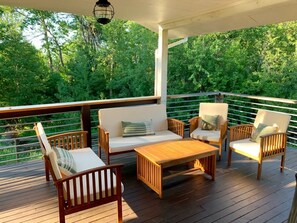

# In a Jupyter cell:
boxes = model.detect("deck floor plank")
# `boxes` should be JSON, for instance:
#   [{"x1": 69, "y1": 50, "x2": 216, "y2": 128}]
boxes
[{"x1": 0, "y1": 147, "x2": 296, "y2": 223}]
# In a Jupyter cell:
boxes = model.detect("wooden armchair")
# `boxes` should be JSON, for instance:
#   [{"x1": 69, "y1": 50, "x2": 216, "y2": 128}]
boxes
[
  {"x1": 189, "y1": 103, "x2": 228, "y2": 160},
  {"x1": 34, "y1": 122, "x2": 124, "y2": 223},
  {"x1": 228, "y1": 109, "x2": 291, "y2": 180}
]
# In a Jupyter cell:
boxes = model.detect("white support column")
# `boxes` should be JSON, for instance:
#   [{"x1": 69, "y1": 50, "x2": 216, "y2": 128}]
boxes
[{"x1": 154, "y1": 26, "x2": 168, "y2": 105}]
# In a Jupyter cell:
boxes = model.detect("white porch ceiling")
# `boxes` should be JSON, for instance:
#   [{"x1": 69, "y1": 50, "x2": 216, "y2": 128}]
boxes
[{"x1": 1, "y1": 0, "x2": 297, "y2": 38}]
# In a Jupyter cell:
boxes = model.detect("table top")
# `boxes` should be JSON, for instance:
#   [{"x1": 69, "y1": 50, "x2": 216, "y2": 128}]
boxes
[{"x1": 134, "y1": 140, "x2": 218, "y2": 167}]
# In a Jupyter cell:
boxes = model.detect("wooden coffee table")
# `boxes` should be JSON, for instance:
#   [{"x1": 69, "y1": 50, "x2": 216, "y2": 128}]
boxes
[{"x1": 135, "y1": 140, "x2": 218, "y2": 198}]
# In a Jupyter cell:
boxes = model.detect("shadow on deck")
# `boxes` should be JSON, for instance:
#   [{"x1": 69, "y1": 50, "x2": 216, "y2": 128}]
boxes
[{"x1": 1, "y1": 147, "x2": 297, "y2": 223}]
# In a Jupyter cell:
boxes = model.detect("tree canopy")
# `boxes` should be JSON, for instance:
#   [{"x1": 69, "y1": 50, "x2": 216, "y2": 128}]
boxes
[{"x1": 1, "y1": 6, "x2": 297, "y2": 107}]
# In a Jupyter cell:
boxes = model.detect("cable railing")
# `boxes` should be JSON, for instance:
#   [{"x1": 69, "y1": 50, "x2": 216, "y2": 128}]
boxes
[{"x1": 0, "y1": 92, "x2": 297, "y2": 165}]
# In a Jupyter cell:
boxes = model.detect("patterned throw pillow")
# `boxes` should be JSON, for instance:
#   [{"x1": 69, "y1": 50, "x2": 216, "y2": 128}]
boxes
[
  {"x1": 250, "y1": 123, "x2": 278, "y2": 143},
  {"x1": 201, "y1": 115, "x2": 218, "y2": 130},
  {"x1": 122, "y1": 120, "x2": 155, "y2": 137},
  {"x1": 52, "y1": 147, "x2": 76, "y2": 174}
]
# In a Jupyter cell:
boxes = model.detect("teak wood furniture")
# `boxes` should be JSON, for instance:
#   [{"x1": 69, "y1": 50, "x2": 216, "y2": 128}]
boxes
[
  {"x1": 189, "y1": 103, "x2": 228, "y2": 160},
  {"x1": 98, "y1": 104, "x2": 184, "y2": 164},
  {"x1": 34, "y1": 122, "x2": 124, "y2": 223},
  {"x1": 228, "y1": 109, "x2": 291, "y2": 180},
  {"x1": 135, "y1": 140, "x2": 218, "y2": 198}
]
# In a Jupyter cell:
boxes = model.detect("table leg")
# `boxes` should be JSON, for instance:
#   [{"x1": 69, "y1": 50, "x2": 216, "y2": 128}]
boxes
[{"x1": 136, "y1": 154, "x2": 163, "y2": 198}]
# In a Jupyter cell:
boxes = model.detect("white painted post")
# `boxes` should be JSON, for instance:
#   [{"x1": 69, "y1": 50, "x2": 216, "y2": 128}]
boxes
[{"x1": 154, "y1": 26, "x2": 168, "y2": 105}]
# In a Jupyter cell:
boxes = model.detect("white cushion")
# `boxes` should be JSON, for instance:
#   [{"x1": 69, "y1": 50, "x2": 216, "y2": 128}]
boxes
[
  {"x1": 36, "y1": 122, "x2": 52, "y2": 155},
  {"x1": 48, "y1": 150, "x2": 62, "y2": 180},
  {"x1": 190, "y1": 127, "x2": 220, "y2": 142},
  {"x1": 66, "y1": 168, "x2": 123, "y2": 205},
  {"x1": 254, "y1": 109, "x2": 291, "y2": 133},
  {"x1": 65, "y1": 148, "x2": 124, "y2": 204},
  {"x1": 229, "y1": 138, "x2": 260, "y2": 158},
  {"x1": 69, "y1": 148, "x2": 106, "y2": 172},
  {"x1": 198, "y1": 103, "x2": 228, "y2": 128},
  {"x1": 109, "y1": 130, "x2": 182, "y2": 153},
  {"x1": 99, "y1": 104, "x2": 168, "y2": 137}
]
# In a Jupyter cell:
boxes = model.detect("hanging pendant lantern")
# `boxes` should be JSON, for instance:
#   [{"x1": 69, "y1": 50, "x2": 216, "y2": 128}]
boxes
[{"x1": 93, "y1": 0, "x2": 114, "y2": 25}]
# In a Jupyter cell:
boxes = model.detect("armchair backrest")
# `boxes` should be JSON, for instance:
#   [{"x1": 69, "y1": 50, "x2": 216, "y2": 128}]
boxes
[
  {"x1": 254, "y1": 109, "x2": 291, "y2": 133},
  {"x1": 198, "y1": 103, "x2": 228, "y2": 127},
  {"x1": 34, "y1": 122, "x2": 52, "y2": 155}
]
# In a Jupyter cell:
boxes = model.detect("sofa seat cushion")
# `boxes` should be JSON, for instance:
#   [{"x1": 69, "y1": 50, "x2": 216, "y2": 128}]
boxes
[
  {"x1": 69, "y1": 147, "x2": 106, "y2": 172},
  {"x1": 190, "y1": 128, "x2": 220, "y2": 142},
  {"x1": 109, "y1": 130, "x2": 182, "y2": 153},
  {"x1": 229, "y1": 138, "x2": 260, "y2": 158}
]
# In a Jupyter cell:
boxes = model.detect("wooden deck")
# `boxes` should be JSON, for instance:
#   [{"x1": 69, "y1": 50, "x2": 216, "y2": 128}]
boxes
[{"x1": 1, "y1": 147, "x2": 296, "y2": 223}]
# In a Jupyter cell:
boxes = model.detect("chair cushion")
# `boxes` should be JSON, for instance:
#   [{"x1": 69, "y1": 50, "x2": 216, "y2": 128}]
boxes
[
  {"x1": 122, "y1": 120, "x2": 155, "y2": 137},
  {"x1": 109, "y1": 130, "x2": 182, "y2": 153},
  {"x1": 52, "y1": 147, "x2": 77, "y2": 174},
  {"x1": 64, "y1": 148, "x2": 124, "y2": 204},
  {"x1": 190, "y1": 127, "x2": 220, "y2": 142},
  {"x1": 201, "y1": 115, "x2": 218, "y2": 130},
  {"x1": 47, "y1": 150, "x2": 62, "y2": 180},
  {"x1": 69, "y1": 148, "x2": 106, "y2": 172},
  {"x1": 250, "y1": 123, "x2": 278, "y2": 143},
  {"x1": 230, "y1": 138, "x2": 260, "y2": 158}
]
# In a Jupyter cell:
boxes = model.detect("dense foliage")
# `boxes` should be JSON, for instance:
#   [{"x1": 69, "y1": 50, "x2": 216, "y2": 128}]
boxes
[{"x1": 1, "y1": 6, "x2": 297, "y2": 107}]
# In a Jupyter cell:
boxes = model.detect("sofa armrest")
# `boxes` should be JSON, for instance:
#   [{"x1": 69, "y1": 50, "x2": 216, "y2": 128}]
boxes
[
  {"x1": 229, "y1": 124, "x2": 254, "y2": 142},
  {"x1": 189, "y1": 116, "x2": 200, "y2": 134},
  {"x1": 47, "y1": 131, "x2": 88, "y2": 150},
  {"x1": 98, "y1": 125, "x2": 110, "y2": 155},
  {"x1": 55, "y1": 164, "x2": 123, "y2": 221},
  {"x1": 167, "y1": 118, "x2": 185, "y2": 138},
  {"x1": 260, "y1": 132, "x2": 287, "y2": 157}
]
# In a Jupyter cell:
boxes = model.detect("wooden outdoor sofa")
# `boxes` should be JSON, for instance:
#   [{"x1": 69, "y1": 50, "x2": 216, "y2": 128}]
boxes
[
  {"x1": 98, "y1": 104, "x2": 185, "y2": 164},
  {"x1": 34, "y1": 122, "x2": 124, "y2": 223}
]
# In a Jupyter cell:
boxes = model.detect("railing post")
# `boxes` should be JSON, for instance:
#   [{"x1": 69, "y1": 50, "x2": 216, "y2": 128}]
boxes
[
  {"x1": 81, "y1": 105, "x2": 92, "y2": 147},
  {"x1": 215, "y1": 93, "x2": 224, "y2": 103}
]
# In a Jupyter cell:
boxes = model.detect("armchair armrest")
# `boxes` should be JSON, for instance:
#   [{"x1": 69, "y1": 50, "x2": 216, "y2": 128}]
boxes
[
  {"x1": 220, "y1": 120, "x2": 228, "y2": 141},
  {"x1": 47, "y1": 131, "x2": 88, "y2": 150},
  {"x1": 98, "y1": 125, "x2": 110, "y2": 155},
  {"x1": 189, "y1": 116, "x2": 200, "y2": 134},
  {"x1": 167, "y1": 118, "x2": 185, "y2": 138},
  {"x1": 229, "y1": 124, "x2": 254, "y2": 142},
  {"x1": 260, "y1": 132, "x2": 287, "y2": 157}
]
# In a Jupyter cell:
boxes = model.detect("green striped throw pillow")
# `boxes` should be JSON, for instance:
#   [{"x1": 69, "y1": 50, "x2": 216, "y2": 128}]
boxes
[
  {"x1": 122, "y1": 120, "x2": 155, "y2": 137},
  {"x1": 52, "y1": 147, "x2": 77, "y2": 174}
]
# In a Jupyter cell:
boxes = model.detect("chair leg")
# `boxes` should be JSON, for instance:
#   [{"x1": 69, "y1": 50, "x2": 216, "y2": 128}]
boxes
[
  {"x1": 227, "y1": 148, "x2": 232, "y2": 167},
  {"x1": 224, "y1": 138, "x2": 227, "y2": 151},
  {"x1": 257, "y1": 161, "x2": 262, "y2": 180},
  {"x1": 107, "y1": 153, "x2": 110, "y2": 165},
  {"x1": 45, "y1": 160, "x2": 50, "y2": 181},
  {"x1": 280, "y1": 155, "x2": 285, "y2": 172},
  {"x1": 218, "y1": 144, "x2": 222, "y2": 161},
  {"x1": 98, "y1": 146, "x2": 102, "y2": 158},
  {"x1": 117, "y1": 197, "x2": 123, "y2": 223}
]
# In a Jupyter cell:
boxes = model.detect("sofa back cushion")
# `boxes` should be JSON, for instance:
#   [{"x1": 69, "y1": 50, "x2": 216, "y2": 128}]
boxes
[
  {"x1": 99, "y1": 104, "x2": 168, "y2": 137},
  {"x1": 254, "y1": 109, "x2": 291, "y2": 133}
]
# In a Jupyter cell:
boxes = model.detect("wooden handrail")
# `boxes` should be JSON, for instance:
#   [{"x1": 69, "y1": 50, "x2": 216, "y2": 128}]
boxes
[{"x1": 0, "y1": 96, "x2": 160, "y2": 148}]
